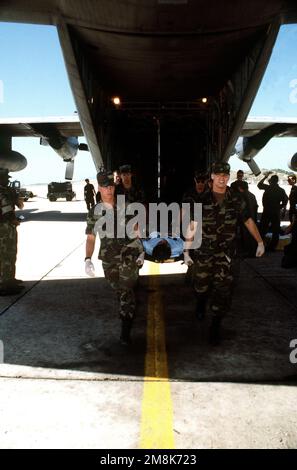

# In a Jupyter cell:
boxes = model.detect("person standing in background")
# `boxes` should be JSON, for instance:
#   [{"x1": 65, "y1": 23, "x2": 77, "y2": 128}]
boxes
[
  {"x1": 258, "y1": 172, "x2": 288, "y2": 251},
  {"x1": 84, "y1": 178, "x2": 96, "y2": 211}
]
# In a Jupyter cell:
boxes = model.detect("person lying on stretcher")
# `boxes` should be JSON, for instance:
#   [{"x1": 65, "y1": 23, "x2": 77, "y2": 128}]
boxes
[{"x1": 136, "y1": 231, "x2": 193, "y2": 266}]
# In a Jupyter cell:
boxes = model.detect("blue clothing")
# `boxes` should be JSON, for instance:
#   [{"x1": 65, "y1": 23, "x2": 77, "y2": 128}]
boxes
[{"x1": 142, "y1": 232, "x2": 184, "y2": 258}]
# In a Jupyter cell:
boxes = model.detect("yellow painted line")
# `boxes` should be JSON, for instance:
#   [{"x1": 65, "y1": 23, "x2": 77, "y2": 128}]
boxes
[{"x1": 139, "y1": 262, "x2": 175, "y2": 449}]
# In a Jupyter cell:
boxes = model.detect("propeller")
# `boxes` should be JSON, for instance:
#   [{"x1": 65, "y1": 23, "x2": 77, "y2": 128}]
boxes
[
  {"x1": 246, "y1": 158, "x2": 261, "y2": 176},
  {"x1": 65, "y1": 160, "x2": 75, "y2": 180},
  {"x1": 40, "y1": 132, "x2": 89, "y2": 180}
]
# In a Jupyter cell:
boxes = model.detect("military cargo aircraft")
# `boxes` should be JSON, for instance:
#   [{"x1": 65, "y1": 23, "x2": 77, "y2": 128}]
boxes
[{"x1": 0, "y1": 0, "x2": 297, "y2": 197}]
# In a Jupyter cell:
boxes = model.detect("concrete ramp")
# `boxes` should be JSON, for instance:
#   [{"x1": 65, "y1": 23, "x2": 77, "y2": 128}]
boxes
[
  {"x1": 0, "y1": 253, "x2": 296, "y2": 384},
  {"x1": 1, "y1": 197, "x2": 297, "y2": 448}
]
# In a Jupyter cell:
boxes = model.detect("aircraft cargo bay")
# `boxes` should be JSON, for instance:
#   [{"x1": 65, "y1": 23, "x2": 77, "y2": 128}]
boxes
[{"x1": 1, "y1": 0, "x2": 297, "y2": 452}]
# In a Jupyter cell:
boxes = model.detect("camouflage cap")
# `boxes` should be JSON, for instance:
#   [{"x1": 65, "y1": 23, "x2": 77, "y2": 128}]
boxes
[
  {"x1": 119, "y1": 164, "x2": 132, "y2": 174},
  {"x1": 96, "y1": 171, "x2": 115, "y2": 187},
  {"x1": 211, "y1": 162, "x2": 230, "y2": 175},
  {"x1": 194, "y1": 171, "x2": 208, "y2": 181}
]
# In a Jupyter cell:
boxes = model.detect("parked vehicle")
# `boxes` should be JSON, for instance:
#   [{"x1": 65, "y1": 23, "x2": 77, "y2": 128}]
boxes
[
  {"x1": 10, "y1": 180, "x2": 34, "y2": 201},
  {"x1": 47, "y1": 181, "x2": 76, "y2": 201}
]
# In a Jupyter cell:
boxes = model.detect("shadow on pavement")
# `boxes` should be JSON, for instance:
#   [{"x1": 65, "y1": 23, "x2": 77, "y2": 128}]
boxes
[
  {"x1": 0, "y1": 252, "x2": 297, "y2": 384},
  {"x1": 16, "y1": 209, "x2": 87, "y2": 222}
]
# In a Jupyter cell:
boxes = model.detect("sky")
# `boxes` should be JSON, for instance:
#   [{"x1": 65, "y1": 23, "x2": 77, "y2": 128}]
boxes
[
  {"x1": 0, "y1": 22, "x2": 297, "y2": 184},
  {"x1": 0, "y1": 23, "x2": 95, "y2": 184},
  {"x1": 230, "y1": 24, "x2": 297, "y2": 171}
]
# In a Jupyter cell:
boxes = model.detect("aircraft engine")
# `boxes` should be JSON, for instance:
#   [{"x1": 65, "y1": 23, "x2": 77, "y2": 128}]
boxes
[
  {"x1": 0, "y1": 150, "x2": 27, "y2": 172},
  {"x1": 232, "y1": 137, "x2": 261, "y2": 176},
  {"x1": 40, "y1": 135, "x2": 88, "y2": 180},
  {"x1": 288, "y1": 153, "x2": 297, "y2": 171}
]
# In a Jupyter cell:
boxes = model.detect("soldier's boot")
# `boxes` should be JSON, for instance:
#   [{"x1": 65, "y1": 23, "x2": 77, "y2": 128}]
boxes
[
  {"x1": 208, "y1": 317, "x2": 222, "y2": 346},
  {"x1": 120, "y1": 317, "x2": 133, "y2": 346},
  {"x1": 6, "y1": 279, "x2": 24, "y2": 288},
  {"x1": 13, "y1": 278, "x2": 24, "y2": 285},
  {"x1": 195, "y1": 293, "x2": 207, "y2": 321},
  {"x1": 0, "y1": 281, "x2": 24, "y2": 296}
]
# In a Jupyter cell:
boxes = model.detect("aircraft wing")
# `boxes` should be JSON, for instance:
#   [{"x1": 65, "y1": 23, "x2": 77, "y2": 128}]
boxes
[
  {"x1": 242, "y1": 116, "x2": 297, "y2": 137},
  {"x1": 0, "y1": 115, "x2": 88, "y2": 179},
  {"x1": 231, "y1": 116, "x2": 297, "y2": 175},
  {"x1": 0, "y1": 115, "x2": 83, "y2": 138}
]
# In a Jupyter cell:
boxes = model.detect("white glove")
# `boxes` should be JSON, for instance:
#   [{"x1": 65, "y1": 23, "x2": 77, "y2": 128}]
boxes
[
  {"x1": 136, "y1": 252, "x2": 145, "y2": 267},
  {"x1": 85, "y1": 259, "x2": 95, "y2": 277},
  {"x1": 183, "y1": 251, "x2": 194, "y2": 266},
  {"x1": 256, "y1": 242, "x2": 265, "y2": 257}
]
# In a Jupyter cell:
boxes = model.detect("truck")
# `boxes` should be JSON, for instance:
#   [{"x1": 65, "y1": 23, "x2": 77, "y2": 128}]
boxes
[
  {"x1": 47, "y1": 181, "x2": 76, "y2": 201},
  {"x1": 10, "y1": 180, "x2": 34, "y2": 201}
]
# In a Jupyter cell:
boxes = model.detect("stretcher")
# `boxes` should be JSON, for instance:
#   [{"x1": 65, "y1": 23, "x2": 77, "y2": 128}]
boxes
[{"x1": 144, "y1": 253, "x2": 184, "y2": 263}]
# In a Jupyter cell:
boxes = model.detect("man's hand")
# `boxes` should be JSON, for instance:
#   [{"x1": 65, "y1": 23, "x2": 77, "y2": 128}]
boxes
[
  {"x1": 183, "y1": 251, "x2": 194, "y2": 266},
  {"x1": 256, "y1": 242, "x2": 265, "y2": 257},
  {"x1": 136, "y1": 252, "x2": 145, "y2": 267},
  {"x1": 11, "y1": 217, "x2": 20, "y2": 226},
  {"x1": 85, "y1": 259, "x2": 95, "y2": 277}
]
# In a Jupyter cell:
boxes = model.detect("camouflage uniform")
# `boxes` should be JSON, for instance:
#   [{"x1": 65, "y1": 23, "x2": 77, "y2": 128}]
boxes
[
  {"x1": 191, "y1": 188, "x2": 250, "y2": 318},
  {"x1": 182, "y1": 187, "x2": 204, "y2": 205},
  {"x1": 86, "y1": 203, "x2": 143, "y2": 320},
  {"x1": 115, "y1": 183, "x2": 146, "y2": 205},
  {"x1": 182, "y1": 173, "x2": 208, "y2": 284},
  {"x1": 0, "y1": 184, "x2": 19, "y2": 287}
]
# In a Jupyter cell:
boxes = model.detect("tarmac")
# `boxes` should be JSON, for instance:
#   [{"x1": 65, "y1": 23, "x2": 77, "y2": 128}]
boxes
[{"x1": 0, "y1": 191, "x2": 297, "y2": 449}]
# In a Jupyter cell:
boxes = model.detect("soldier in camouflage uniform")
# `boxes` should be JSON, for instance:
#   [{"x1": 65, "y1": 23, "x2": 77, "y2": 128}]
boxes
[
  {"x1": 84, "y1": 170, "x2": 143, "y2": 345},
  {"x1": 115, "y1": 164, "x2": 146, "y2": 205},
  {"x1": 182, "y1": 171, "x2": 209, "y2": 284},
  {"x1": 182, "y1": 171, "x2": 209, "y2": 205},
  {"x1": 184, "y1": 162, "x2": 265, "y2": 345},
  {"x1": 0, "y1": 169, "x2": 24, "y2": 296}
]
